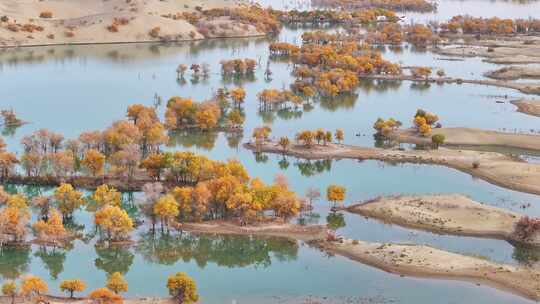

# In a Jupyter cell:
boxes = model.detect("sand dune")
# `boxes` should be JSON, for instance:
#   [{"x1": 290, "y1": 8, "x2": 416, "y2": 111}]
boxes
[{"x1": 0, "y1": 0, "x2": 259, "y2": 47}]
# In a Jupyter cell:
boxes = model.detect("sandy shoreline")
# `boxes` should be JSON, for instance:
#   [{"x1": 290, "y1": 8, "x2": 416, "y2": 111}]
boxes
[
  {"x1": 362, "y1": 74, "x2": 540, "y2": 95},
  {"x1": 485, "y1": 66, "x2": 540, "y2": 81},
  {"x1": 512, "y1": 99, "x2": 540, "y2": 117},
  {"x1": 244, "y1": 141, "x2": 540, "y2": 195},
  {"x1": 181, "y1": 220, "x2": 327, "y2": 241},
  {"x1": 346, "y1": 194, "x2": 539, "y2": 245},
  {"x1": 314, "y1": 239, "x2": 540, "y2": 301},
  {"x1": 390, "y1": 127, "x2": 540, "y2": 152}
]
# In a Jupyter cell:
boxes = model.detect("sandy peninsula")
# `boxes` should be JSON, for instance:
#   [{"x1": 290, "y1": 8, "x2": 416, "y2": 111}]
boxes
[
  {"x1": 0, "y1": 0, "x2": 263, "y2": 48},
  {"x1": 485, "y1": 66, "x2": 540, "y2": 81},
  {"x1": 347, "y1": 194, "x2": 539, "y2": 245},
  {"x1": 435, "y1": 41, "x2": 540, "y2": 65},
  {"x1": 244, "y1": 141, "x2": 540, "y2": 195},
  {"x1": 314, "y1": 239, "x2": 540, "y2": 301},
  {"x1": 511, "y1": 99, "x2": 540, "y2": 117},
  {"x1": 181, "y1": 220, "x2": 328, "y2": 241},
  {"x1": 389, "y1": 127, "x2": 540, "y2": 152}
]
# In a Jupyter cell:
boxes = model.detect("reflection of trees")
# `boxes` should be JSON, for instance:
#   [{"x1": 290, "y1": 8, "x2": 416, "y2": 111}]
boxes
[
  {"x1": 410, "y1": 82, "x2": 431, "y2": 91},
  {"x1": 168, "y1": 130, "x2": 219, "y2": 150},
  {"x1": 294, "y1": 159, "x2": 332, "y2": 177},
  {"x1": 258, "y1": 107, "x2": 303, "y2": 123},
  {"x1": 136, "y1": 233, "x2": 298, "y2": 268},
  {"x1": 94, "y1": 245, "x2": 134, "y2": 275},
  {"x1": 512, "y1": 243, "x2": 540, "y2": 267},
  {"x1": 1, "y1": 125, "x2": 22, "y2": 137},
  {"x1": 0, "y1": 245, "x2": 31, "y2": 280},
  {"x1": 278, "y1": 157, "x2": 290, "y2": 170},
  {"x1": 298, "y1": 212, "x2": 321, "y2": 226},
  {"x1": 254, "y1": 152, "x2": 269, "y2": 163},
  {"x1": 318, "y1": 94, "x2": 357, "y2": 111},
  {"x1": 221, "y1": 74, "x2": 256, "y2": 86},
  {"x1": 225, "y1": 132, "x2": 243, "y2": 149},
  {"x1": 373, "y1": 135, "x2": 398, "y2": 149},
  {"x1": 326, "y1": 212, "x2": 346, "y2": 230},
  {"x1": 358, "y1": 79, "x2": 402, "y2": 93},
  {"x1": 35, "y1": 246, "x2": 67, "y2": 279}
]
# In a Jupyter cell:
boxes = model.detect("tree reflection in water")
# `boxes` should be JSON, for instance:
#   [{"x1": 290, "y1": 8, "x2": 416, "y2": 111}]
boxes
[
  {"x1": 94, "y1": 245, "x2": 135, "y2": 275},
  {"x1": 135, "y1": 232, "x2": 299, "y2": 268},
  {"x1": 0, "y1": 245, "x2": 31, "y2": 280},
  {"x1": 35, "y1": 246, "x2": 68, "y2": 279}
]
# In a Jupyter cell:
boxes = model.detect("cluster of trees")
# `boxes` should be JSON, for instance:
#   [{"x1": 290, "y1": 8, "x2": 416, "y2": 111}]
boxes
[
  {"x1": 220, "y1": 58, "x2": 257, "y2": 77},
  {"x1": 515, "y1": 216, "x2": 540, "y2": 241},
  {"x1": 165, "y1": 94, "x2": 245, "y2": 132},
  {"x1": 373, "y1": 118, "x2": 402, "y2": 137},
  {"x1": 440, "y1": 16, "x2": 540, "y2": 35},
  {"x1": 10, "y1": 104, "x2": 169, "y2": 183},
  {"x1": 293, "y1": 129, "x2": 345, "y2": 148},
  {"x1": 269, "y1": 42, "x2": 300, "y2": 57},
  {"x1": 274, "y1": 8, "x2": 398, "y2": 25},
  {"x1": 200, "y1": 5, "x2": 282, "y2": 35},
  {"x1": 311, "y1": 0, "x2": 436, "y2": 12},
  {"x1": 257, "y1": 89, "x2": 304, "y2": 111},
  {"x1": 143, "y1": 165, "x2": 303, "y2": 227},
  {"x1": 405, "y1": 24, "x2": 440, "y2": 46},
  {"x1": 366, "y1": 23, "x2": 403, "y2": 45},
  {"x1": 176, "y1": 63, "x2": 211, "y2": 80},
  {"x1": 413, "y1": 109, "x2": 440, "y2": 137},
  {"x1": 2, "y1": 271, "x2": 198, "y2": 304}
]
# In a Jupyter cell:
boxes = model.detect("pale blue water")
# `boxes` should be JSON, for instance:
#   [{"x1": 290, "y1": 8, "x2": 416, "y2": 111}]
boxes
[{"x1": 0, "y1": 3, "x2": 540, "y2": 302}]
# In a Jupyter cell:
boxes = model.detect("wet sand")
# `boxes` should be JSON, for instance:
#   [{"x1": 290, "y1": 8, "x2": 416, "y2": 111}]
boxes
[
  {"x1": 346, "y1": 194, "x2": 539, "y2": 245},
  {"x1": 511, "y1": 99, "x2": 540, "y2": 117}
]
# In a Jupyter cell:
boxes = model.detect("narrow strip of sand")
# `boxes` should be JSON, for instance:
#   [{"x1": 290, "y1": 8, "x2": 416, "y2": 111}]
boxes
[
  {"x1": 346, "y1": 194, "x2": 539, "y2": 245},
  {"x1": 181, "y1": 220, "x2": 327, "y2": 241},
  {"x1": 314, "y1": 239, "x2": 540, "y2": 301},
  {"x1": 390, "y1": 127, "x2": 540, "y2": 152},
  {"x1": 244, "y1": 141, "x2": 540, "y2": 195},
  {"x1": 511, "y1": 99, "x2": 540, "y2": 117}
]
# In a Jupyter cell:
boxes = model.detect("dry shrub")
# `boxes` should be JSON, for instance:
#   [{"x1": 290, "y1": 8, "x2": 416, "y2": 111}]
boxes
[
  {"x1": 65, "y1": 31, "x2": 75, "y2": 38},
  {"x1": 189, "y1": 31, "x2": 196, "y2": 38},
  {"x1": 40, "y1": 11, "x2": 53, "y2": 18},
  {"x1": 47, "y1": 34, "x2": 55, "y2": 39},
  {"x1": 149, "y1": 26, "x2": 161, "y2": 38},
  {"x1": 21, "y1": 24, "x2": 44, "y2": 32},
  {"x1": 7, "y1": 23, "x2": 19, "y2": 32},
  {"x1": 1, "y1": 16, "x2": 9, "y2": 22},
  {"x1": 107, "y1": 24, "x2": 119, "y2": 32},
  {"x1": 515, "y1": 216, "x2": 540, "y2": 240}
]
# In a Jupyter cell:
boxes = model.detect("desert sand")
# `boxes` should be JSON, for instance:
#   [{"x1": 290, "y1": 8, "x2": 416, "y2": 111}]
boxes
[
  {"x1": 181, "y1": 220, "x2": 327, "y2": 241},
  {"x1": 485, "y1": 66, "x2": 540, "y2": 80},
  {"x1": 347, "y1": 194, "x2": 539, "y2": 244},
  {"x1": 390, "y1": 127, "x2": 540, "y2": 152},
  {"x1": 511, "y1": 99, "x2": 540, "y2": 117},
  {"x1": 0, "y1": 0, "x2": 262, "y2": 47}
]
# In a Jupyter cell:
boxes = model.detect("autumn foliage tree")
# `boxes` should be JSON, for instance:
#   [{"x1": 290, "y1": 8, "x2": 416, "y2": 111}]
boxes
[
  {"x1": 94, "y1": 206, "x2": 134, "y2": 242},
  {"x1": 106, "y1": 272, "x2": 128, "y2": 294},
  {"x1": 60, "y1": 279, "x2": 86, "y2": 298},
  {"x1": 2, "y1": 281, "x2": 17, "y2": 304},
  {"x1": 54, "y1": 183, "x2": 85, "y2": 220},
  {"x1": 89, "y1": 288, "x2": 123, "y2": 304},
  {"x1": 167, "y1": 272, "x2": 199, "y2": 304},
  {"x1": 21, "y1": 275, "x2": 47, "y2": 300},
  {"x1": 327, "y1": 185, "x2": 346, "y2": 208}
]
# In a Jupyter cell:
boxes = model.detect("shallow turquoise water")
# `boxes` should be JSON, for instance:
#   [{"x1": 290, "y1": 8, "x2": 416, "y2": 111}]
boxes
[{"x1": 0, "y1": 6, "x2": 540, "y2": 303}]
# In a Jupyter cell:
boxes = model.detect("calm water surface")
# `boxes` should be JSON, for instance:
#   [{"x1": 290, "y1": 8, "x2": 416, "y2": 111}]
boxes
[{"x1": 1, "y1": 5, "x2": 540, "y2": 303}]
